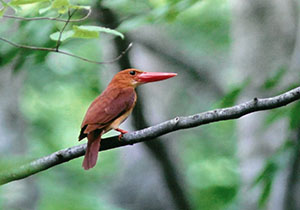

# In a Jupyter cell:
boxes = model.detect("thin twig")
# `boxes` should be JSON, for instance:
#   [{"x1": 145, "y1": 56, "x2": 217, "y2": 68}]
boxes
[
  {"x1": 1, "y1": 7, "x2": 130, "y2": 64},
  {"x1": 1, "y1": 86, "x2": 300, "y2": 185},
  {"x1": 0, "y1": 37, "x2": 133, "y2": 64},
  {"x1": 55, "y1": 43, "x2": 133, "y2": 64},
  {"x1": 0, "y1": 37, "x2": 55, "y2": 51},
  {"x1": 55, "y1": 8, "x2": 77, "y2": 51},
  {"x1": 2, "y1": 8, "x2": 91, "y2": 22}
]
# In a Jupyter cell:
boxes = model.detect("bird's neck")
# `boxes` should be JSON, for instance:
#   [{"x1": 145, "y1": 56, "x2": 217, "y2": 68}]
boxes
[{"x1": 108, "y1": 79, "x2": 137, "y2": 89}]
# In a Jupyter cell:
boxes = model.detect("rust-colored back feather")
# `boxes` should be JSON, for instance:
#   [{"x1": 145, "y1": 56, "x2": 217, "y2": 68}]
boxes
[
  {"x1": 79, "y1": 87, "x2": 136, "y2": 138},
  {"x1": 79, "y1": 84, "x2": 137, "y2": 170}
]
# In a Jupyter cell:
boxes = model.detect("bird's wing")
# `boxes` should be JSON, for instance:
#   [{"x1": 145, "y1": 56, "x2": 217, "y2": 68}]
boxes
[{"x1": 79, "y1": 87, "x2": 136, "y2": 139}]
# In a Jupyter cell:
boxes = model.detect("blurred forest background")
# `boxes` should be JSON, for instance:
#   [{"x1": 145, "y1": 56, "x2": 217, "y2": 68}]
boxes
[{"x1": 0, "y1": 0, "x2": 300, "y2": 210}]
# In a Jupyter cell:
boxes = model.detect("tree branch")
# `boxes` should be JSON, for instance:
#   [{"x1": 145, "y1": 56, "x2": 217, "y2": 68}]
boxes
[
  {"x1": 0, "y1": 7, "x2": 132, "y2": 64},
  {"x1": 0, "y1": 37, "x2": 133, "y2": 64},
  {"x1": 1, "y1": 86, "x2": 300, "y2": 185},
  {"x1": 55, "y1": 9, "x2": 77, "y2": 51}
]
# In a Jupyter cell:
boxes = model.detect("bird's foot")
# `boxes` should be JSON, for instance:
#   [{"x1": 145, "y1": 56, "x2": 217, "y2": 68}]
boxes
[{"x1": 115, "y1": 128, "x2": 128, "y2": 141}]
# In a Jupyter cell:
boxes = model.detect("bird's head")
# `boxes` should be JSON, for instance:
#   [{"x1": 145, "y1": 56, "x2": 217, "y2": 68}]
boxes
[{"x1": 110, "y1": 69, "x2": 177, "y2": 88}]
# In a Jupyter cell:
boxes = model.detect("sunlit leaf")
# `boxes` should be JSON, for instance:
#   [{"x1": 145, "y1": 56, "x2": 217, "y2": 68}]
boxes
[
  {"x1": 9, "y1": 0, "x2": 49, "y2": 6},
  {"x1": 40, "y1": 3, "x2": 89, "y2": 14},
  {"x1": 72, "y1": 25, "x2": 99, "y2": 39},
  {"x1": 49, "y1": 30, "x2": 74, "y2": 42},
  {"x1": 4, "y1": 0, "x2": 19, "y2": 12},
  {"x1": 50, "y1": 25, "x2": 124, "y2": 42},
  {"x1": 39, "y1": 4, "x2": 52, "y2": 14},
  {"x1": 69, "y1": 5, "x2": 90, "y2": 10},
  {"x1": 0, "y1": 6, "x2": 6, "y2": 17},
  {"x1": 51, "y1": 0, "x2": 69, "y2": 14},
  {"x1": 74, "y1": 25, "x2": 124, "y2": 39}
]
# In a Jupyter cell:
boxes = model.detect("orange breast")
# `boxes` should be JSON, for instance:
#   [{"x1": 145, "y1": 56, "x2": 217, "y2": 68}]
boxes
[{"x1": 104, "y1": 107, "x2": 133, "y2": 132}]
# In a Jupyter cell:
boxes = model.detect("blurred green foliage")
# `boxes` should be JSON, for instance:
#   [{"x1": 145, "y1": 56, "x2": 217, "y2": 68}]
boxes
[
  {"x1": 262, "y1": 67, "x2": 287, "y2": 90},
  {"x1": 1, "y1": 0, "x2": 296, "y2": 209},
  {"x1": 252, "y1": 140, "x2": 294, "y2": 208},
  {"x1": 0, "y1": 0, "x2": 238, "y2": 209}
]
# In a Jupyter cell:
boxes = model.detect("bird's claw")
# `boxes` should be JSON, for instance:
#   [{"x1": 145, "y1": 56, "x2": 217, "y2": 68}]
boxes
[
  {"x1": 118, "y1": 134, "x2": 124, "y2": 141},
  {"x1": 115, "y1": 128, "x2": 128, "y2": 141}
]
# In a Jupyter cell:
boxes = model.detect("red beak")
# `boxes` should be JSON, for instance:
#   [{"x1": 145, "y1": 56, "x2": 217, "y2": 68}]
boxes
[{"x1": 137, "y1": 72, "x2": 177, "y2": 83}]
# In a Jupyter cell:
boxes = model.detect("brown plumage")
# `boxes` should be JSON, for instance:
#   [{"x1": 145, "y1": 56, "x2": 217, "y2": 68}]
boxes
[{"x1": 79, "y1": 69, "x2": 177, "y2": 170}]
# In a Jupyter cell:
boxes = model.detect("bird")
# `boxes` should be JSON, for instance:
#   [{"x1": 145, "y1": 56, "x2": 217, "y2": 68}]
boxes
[{"x1": 78, "y1": 69, "x2": 177, "y2": 170}]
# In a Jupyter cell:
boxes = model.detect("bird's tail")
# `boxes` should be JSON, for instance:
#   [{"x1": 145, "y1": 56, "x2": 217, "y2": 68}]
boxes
[{"x1": 82, "y1": 130, "x2": 102, "y2": 170}]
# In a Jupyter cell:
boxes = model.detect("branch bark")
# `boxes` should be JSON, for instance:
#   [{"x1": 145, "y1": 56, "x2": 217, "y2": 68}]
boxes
[{"x1": 1, "y1": 86, "x2": 300, "y2": 185}]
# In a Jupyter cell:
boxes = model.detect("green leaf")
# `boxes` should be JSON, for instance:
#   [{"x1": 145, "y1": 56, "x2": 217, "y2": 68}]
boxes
[
  {"x1": 252, "y1": 161, "x2": 277, "y2": 187},
  {"x1": 252, "y1": 161, "x2": 276, "y2": 207},
  {"x1": 69, "y1": 5, "x2": 90, "y2": 10},
  {"x1": 49, "y1": 30, "x2": 74, "y2": 42},
  {"x1": 40, "y1": 3, "x2": 89, "y2": 14},
  {"x1": 164, "y1": 6, "x2": 180, "y2": 22},
  {"x1": 50, "y1": 25, "x2": 125, "y2": 42},
  {"x1": 72, "y1": 25, "x2": 99, "y2": 39},
  {"x1": 0, "y1": 6, "x2": 6, "y2": 17},
  {"x1": 218, "y1": 79, "x2": 250, "y2": 108},
  {"x1": 262, "y1": 67, "x2": 287, "y2": 90},
  {"x1": 9, "y1": 0, "x2": 49, "y2": 6},
  {"x1": 117, "y1": 16, "x2": 149, "y2": 32},
  {"x1": 289, "y1": 101, "x2": 300, "y2": 129},
  {"x1": 0, "y1": 48, "x2": 19, "y2": 66},
  {"x1": 74, "y1": 25, "x2": 124, "y2": 39},
  {"x1": 263, "y1": 108, "x2": 287, "y2": 129},
  {"x1": 220, "y1": 88, "x2": 242, "y2": 107},
  {"x1": 39, "y1": 4, "x2": 52, "y2": 14},
  {"x1": 0, "y1": 0, "x2": 8, "y2": 5},
  {"x1": 51, "y1": 0, "x2": 69, "y2": 14},
  {"x1": 258, "y1": 180, "x2": 272, "y2": 208},
  {"x1": 5, "y1": 1, "x2": 19, "y2": 12}
]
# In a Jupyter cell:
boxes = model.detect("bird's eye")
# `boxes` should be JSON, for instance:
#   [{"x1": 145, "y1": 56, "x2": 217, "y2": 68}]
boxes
[{"x1": 129, "y1": 70, "x2": 136, "y2": 75}]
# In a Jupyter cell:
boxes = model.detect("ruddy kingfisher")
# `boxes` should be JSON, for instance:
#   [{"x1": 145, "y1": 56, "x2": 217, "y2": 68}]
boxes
[{"x1": 79, "y1": 69, "x2": 177, "y2": 170}]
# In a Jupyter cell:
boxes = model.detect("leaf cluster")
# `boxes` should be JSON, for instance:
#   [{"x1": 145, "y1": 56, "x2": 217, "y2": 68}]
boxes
[{"x1": 0, "y1": 0, "x2": 124, "y2": 57}]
